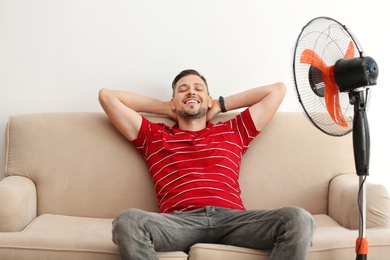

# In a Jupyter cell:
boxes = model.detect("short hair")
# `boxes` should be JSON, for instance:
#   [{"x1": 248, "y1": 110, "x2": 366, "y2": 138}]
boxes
[{"x1": 171, "y1": 69, "x2": 208, "y2": 90}]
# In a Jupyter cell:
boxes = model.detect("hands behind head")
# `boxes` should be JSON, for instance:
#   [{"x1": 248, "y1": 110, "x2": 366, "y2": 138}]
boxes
[{"x1": 206, "y1": 99, "x2": 222, "y2": 122}]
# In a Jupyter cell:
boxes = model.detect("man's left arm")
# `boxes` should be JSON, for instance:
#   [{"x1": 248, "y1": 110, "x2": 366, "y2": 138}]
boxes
[{"x1": 209, "y1": 82, "x2": 286, "y2": 132}]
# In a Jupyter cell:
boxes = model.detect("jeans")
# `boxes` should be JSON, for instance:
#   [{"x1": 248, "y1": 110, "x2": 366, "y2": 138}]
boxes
[{"x1": 112, "y1": 206, "x2": 315, "y2": 260}]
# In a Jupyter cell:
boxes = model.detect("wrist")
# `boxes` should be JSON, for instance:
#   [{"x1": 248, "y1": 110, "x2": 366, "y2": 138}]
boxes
[{"x1": 219, "y1": 96, "x2": 227, "y2": 113}]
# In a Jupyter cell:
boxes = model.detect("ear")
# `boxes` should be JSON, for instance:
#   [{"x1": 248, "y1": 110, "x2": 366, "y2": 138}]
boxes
[
  {"x1": 170, "y1": 98, "x2": 176, "y2": 111},
  {"x1": 208, "y1": 96, "x2": 213, "y2": 108}
]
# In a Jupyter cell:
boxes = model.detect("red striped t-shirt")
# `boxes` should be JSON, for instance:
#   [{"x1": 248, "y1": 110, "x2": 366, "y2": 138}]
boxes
[{"x1": 131, "y1": 108, "x2": 260, "y2": 213}]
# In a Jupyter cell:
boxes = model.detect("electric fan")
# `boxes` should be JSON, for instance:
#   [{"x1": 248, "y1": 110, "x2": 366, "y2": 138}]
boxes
[{"x1": 292, "y1": 16, "x2": 379, "y2": 260}]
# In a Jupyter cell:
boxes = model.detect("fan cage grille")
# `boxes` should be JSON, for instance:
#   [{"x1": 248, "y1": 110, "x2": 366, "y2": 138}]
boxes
[{"x1": 292, "y1": 16, "x2": 368, "y2": 137}]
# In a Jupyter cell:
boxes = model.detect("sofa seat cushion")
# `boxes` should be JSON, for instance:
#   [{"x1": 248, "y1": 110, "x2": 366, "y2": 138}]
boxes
[
  {"x1": 189, "y1": 243, "x2": 268, "y2": 260},
  {"x1": 0, "y1": 214, "x2": 187, "y2": 260},
  {"x1": 0, "y1": 214, "x2": 389, "y2": 260},
  {"x1": 188, "y1": 214, "x2": 390, "y2": 260}
]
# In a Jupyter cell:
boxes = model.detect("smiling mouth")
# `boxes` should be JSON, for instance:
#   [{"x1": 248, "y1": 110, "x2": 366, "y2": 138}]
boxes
[{"x1": 184, "y1": 99, "x2": 200, "y2": 105}]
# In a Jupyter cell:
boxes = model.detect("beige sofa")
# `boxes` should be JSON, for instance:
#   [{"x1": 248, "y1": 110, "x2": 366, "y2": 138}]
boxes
[{"x1": 1, "y1": 111, "x2": 390, "y2": 260}]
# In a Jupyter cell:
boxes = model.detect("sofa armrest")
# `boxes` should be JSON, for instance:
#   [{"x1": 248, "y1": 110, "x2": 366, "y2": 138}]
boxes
[
  {"x1": 0, "y1": 176, "x2": 37, "y2": 232},
  {"x1": 328, "y1": 173, "x2": 390, "y2": 230}
]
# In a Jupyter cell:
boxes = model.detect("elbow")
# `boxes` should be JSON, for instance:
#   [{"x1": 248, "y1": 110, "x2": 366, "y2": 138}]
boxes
[
  {"x1": 98, "y1": 88, "x2": 111, "y2": 105},
  {"x1": 98, "y1": 88, "x2": 107, "y2": 100},
  {"x1": 277, "y1": 82, "x2": 287, "y2": 96},
  {"x1": 98, "y1": 88, "x2": 116, "y2": 111},
  {"x1": 274, "y1": 82, "x2": 287, "y2": 100}
]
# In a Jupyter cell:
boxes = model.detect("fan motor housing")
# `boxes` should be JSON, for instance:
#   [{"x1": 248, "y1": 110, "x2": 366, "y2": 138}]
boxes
[{"x1": 334, "y1": 56, "x2": 378, "y2": 92}]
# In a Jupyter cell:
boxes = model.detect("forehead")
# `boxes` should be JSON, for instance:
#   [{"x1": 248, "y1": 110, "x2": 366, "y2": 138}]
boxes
[{"x1": 175, "y1": 74, "x2": 206, "y2": 87}]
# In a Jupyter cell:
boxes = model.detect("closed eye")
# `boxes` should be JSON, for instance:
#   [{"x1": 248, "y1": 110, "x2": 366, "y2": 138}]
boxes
[
  {"x1": 177, "y1": 85, "x2": 189, "y2": 92},
  {"x1": 194, "y1": 83, "x2": 205, "y2": 92}
]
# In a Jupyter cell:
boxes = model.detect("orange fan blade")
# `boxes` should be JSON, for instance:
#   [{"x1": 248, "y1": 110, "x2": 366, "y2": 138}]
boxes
[
  {"x1": 324, "y1": 80, "x2": 348, "y2": 127},
  {"x1": 322, "y1": 41, "x2": 353, "y2": 127},
  {"x1": 344, "y1": 41, "x2": 355, "y2": 59},
  {"x1": 300, "y1": 48, "x2": 348, "y2": 127},
  {"x1": 300, "y1": 49, "x2": 327, "y2": 72}
]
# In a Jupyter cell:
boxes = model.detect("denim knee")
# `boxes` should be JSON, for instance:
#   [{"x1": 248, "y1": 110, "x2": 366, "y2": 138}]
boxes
[
  {"x1": 112, "y1": 208, "x2": 148, "y2": 244},
  {"x1": 283, "y1": 206, "x2": 315, "y2": 237}
]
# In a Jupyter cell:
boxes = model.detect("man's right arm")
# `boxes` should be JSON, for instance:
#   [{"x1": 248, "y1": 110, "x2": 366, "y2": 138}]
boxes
[{"x1": 98, "y1": 88, "x2": 173, "y2": 141}]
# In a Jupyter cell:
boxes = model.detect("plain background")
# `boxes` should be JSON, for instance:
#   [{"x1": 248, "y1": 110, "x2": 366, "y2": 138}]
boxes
[{"x1": 1, "y1": 0, "x2": 389, "y2": 192}]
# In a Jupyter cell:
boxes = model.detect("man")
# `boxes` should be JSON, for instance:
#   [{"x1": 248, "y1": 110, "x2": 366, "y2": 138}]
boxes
[{"x1": 99, "y1": 69, "x2": 315, "y2": 260}]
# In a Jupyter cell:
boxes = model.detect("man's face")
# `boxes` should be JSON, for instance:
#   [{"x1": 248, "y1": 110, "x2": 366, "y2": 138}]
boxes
[{"x1": 171, "y1": 74, "x2": 212, "y2": 120}]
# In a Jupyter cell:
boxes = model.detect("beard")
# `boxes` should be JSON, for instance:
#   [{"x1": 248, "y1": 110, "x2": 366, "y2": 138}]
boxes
[{"x1": 177, "y1": 107, "x2": 207, "y2": 120}]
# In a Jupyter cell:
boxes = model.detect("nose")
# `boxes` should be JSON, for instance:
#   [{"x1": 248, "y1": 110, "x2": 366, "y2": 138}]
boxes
[{"x1": 187, "y1": 90, "x2": 195, "y2": 96}]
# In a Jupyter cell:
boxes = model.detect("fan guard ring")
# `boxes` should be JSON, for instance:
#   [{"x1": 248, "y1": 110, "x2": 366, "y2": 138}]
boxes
[{"x1": 292, "y1": 16, "x2": 370, "y2": 137}]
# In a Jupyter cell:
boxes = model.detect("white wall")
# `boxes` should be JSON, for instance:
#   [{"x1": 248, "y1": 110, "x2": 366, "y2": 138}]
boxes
[{"x1": 1, "y1": 0, "x2": 389, "y2": 191}]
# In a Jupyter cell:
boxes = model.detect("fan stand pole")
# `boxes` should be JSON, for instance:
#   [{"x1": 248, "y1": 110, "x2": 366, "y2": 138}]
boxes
[
  {"x1": 356, "y1": 175, "x2": 368, "y2": 260},
  {"x1": 350, "y1": 90, "x2": 370, "y2": 260}
]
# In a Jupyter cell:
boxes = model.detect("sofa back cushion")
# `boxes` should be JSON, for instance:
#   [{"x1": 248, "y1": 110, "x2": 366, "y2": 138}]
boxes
[{"x1": 5, "y1": 112, "x2": 355, "y2": 218}]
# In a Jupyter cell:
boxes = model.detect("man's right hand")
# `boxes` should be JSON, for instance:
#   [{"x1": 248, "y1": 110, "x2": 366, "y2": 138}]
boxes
[{"x1": 206, "y1": 99, "x2": 222, "y2": 122}]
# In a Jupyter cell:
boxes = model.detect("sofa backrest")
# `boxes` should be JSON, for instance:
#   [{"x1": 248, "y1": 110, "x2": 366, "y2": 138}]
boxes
[{"x1": 5, "y1": 112, "x2": 355, "y2": 218}]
